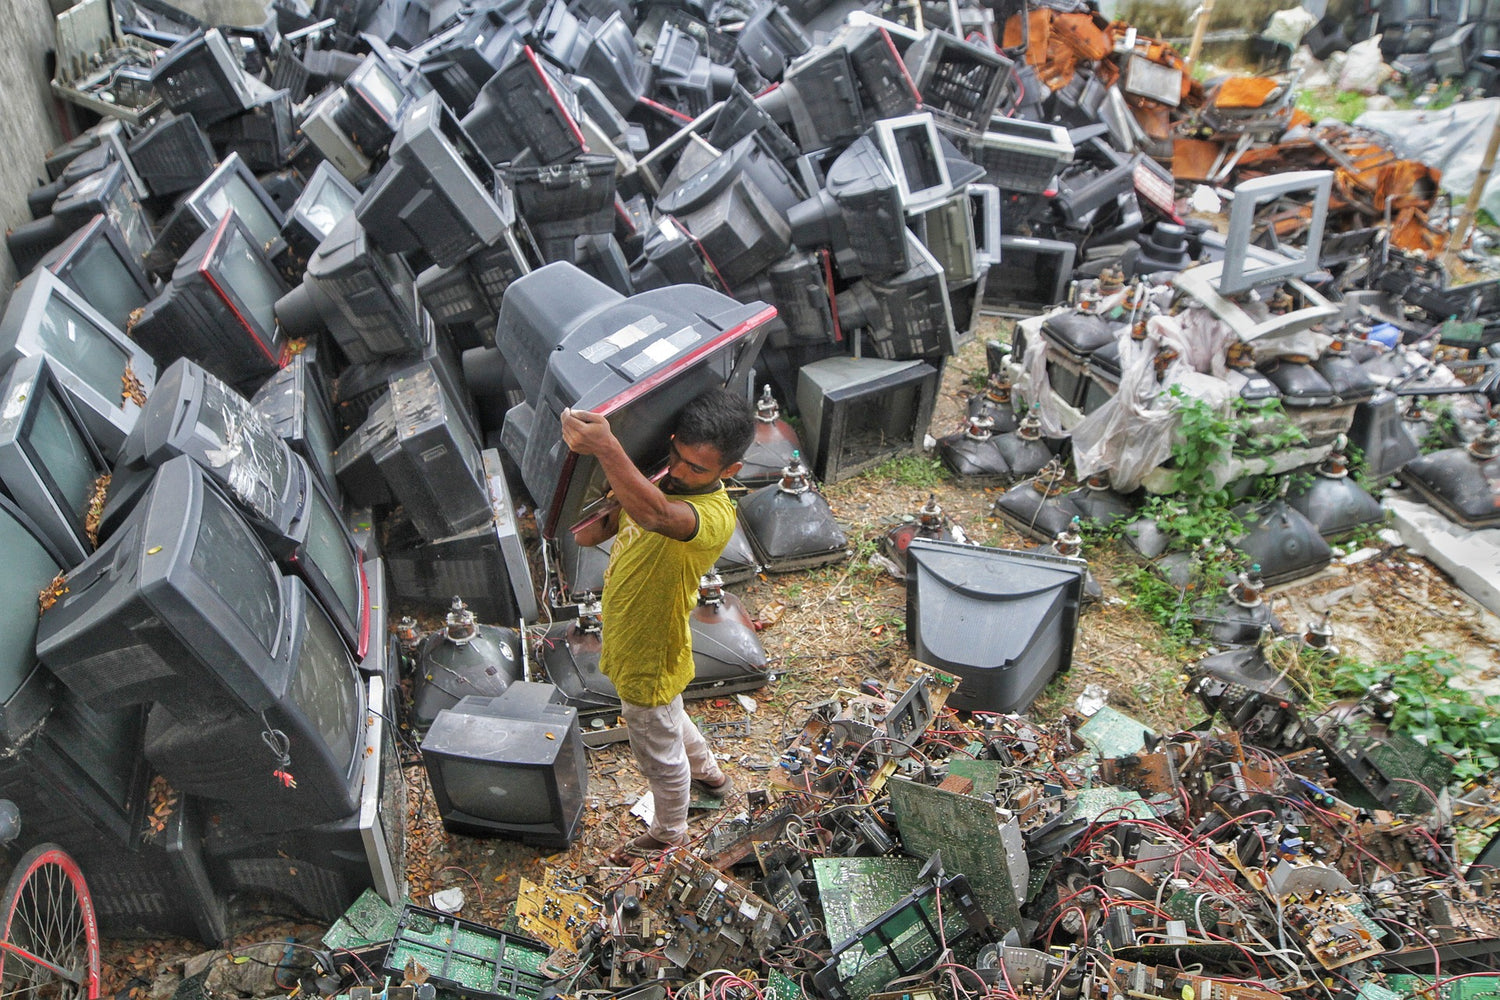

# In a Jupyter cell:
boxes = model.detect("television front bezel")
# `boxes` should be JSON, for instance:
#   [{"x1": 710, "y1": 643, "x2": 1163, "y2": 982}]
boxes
[
  {"x1": 42, "y1": 214, "x2": 156, "y2": 331},
  {"x1": 34, "y1": 454, "x2": 295, "y2": 719},
  {"x1": 0, "y1": 269, "x2": 158, "y2": 455},
  {"x1": 874, "y1": 112, "x2": 953, "y2": 212},
  {"x1": 0, "y1": 355, "x2": 110, "y2": 567},
  {"x1": 420, "y1": 695, "x2": 586, "y2": 847}
]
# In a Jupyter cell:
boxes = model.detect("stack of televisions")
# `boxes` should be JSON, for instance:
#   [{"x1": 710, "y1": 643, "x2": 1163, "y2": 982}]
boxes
[{"x1": 0, "y1": 0, "x2": 1172, "y2": 943}]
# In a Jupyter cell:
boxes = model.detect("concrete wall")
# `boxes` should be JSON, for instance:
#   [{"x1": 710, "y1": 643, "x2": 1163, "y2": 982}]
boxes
[{"x1": 0, "y1": 0, "x2": 68, "y2": 310}]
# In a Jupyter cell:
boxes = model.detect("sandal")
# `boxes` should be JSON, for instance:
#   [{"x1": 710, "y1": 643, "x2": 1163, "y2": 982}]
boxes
[
  {"x1": 607, "y1": 833, "x2": 685, "y2": 864},
  {"x1": 691, "y1": 774, "x2": 735, "y2": 799}
]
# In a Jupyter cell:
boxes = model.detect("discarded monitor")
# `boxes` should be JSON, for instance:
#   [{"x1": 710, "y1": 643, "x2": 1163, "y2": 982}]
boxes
[
  {"x1": 905, "y1": 539, "x2": 1085, "y2": 713},
  {"x1": 0, "y1": 355, "x2": 109, "y2": 568},
  {"x1": 39, "y1": 214, "x2": 155, "y2": 333},
  {"x1": 420, "y1": 682, "x2": 588, "y2": 847},
  {"x1": 795, "y1": 355, "x2": 939, "y2": 483}
]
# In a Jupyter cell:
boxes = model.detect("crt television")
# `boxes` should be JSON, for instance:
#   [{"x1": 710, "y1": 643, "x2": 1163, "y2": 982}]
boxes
[
  {"x1": 147, "y1": 153, "x2": 285, "y2": 275},
  {"x1": 420, "y1": 682, "x2": 588, "y2": 848},
  {"x1": 796, "y1": 355, "x2": 940, "y2": 484},
  {"x1": 40, "y1": 214, "x2": 156, "y2": 333},
  {"x1": 495, "y1": 262, "x2": 774, "y2": 539},
  {"x1": 141, "y1": 574, "x2": 368, "y2": 832},
  {"x1": 131, "y1": 211, "x2": 290, "y2": 392},
  {"x1": 35, "y1": 454, "x2": 298, "y2": 722},
  {"x1": 150, "y1": 28, "x2": 258, "y2": 125},
  {"x1": 0, "y1": 495, "x2": 71, "y2": 750},
  {"x1": 0, "y1": 355, "x2": 110, "y2": 568},
  {"x1": 874, "y1": 113, "x2": 953, "y2": 212},
  {"x1": 982, "y1": 236, "x2": 1076, "y2": 315},
  {"x1": 0, "y1": 270, "x2": 158, "y2": 454},
  {"x1": 200, "y1": 672, "x2": 405, "y2": 919},
  {"x1": 905, "y1": 539, "x2": 1085, "y2": 714}
]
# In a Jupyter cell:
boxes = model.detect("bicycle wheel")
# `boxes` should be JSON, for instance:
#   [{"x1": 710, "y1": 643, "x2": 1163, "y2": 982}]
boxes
[{"x1": 0, "y1": 845, "x2": 100, "y2": 1000}]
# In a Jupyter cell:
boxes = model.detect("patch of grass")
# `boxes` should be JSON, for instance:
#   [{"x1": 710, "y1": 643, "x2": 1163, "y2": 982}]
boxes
[
  {"x1": 1296, "y1": 87, "x2": 1367, "y2": 123},
  {"x1": 867, "y1": 454, "x2": 949, "y2": 490}
]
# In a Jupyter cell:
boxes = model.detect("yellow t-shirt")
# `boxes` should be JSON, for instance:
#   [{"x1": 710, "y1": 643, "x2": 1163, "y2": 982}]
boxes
[{"x1": 598, "y1": 486, "x2": 736, "y2": 707}]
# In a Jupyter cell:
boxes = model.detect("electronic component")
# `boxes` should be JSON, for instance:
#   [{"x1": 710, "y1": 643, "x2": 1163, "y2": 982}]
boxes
[{"x1": 643, "y1": 850, "x2": 788, "y2": 975}]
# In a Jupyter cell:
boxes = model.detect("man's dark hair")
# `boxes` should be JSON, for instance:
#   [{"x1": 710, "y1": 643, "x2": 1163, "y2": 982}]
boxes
[{"x1": 674, "y1": 387, "x2": 756, "y2": 467}]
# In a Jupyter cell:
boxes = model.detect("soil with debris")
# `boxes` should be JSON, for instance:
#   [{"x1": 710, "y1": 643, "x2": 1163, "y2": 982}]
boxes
[{"x1": 97, "y1": 314, "x2": 1500, "y2": 997}]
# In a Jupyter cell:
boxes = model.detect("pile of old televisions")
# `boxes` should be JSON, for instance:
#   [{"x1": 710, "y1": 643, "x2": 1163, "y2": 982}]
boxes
[{"x1": 0, "y1": 0, "x2": 1214, "y2": 942}]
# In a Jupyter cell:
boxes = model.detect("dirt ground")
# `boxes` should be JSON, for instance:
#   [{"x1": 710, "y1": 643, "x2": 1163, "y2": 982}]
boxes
[{"x1": 99, "y1": 312, "x2": 1500, "y2": 998}]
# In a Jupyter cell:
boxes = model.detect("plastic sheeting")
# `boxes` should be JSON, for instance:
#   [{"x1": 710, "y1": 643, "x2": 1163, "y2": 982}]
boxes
[
  {"x1": 1070, "y1": 313, "x2": 1235, "y2": 491},
  {"x1": 1356, "y1": 99, "x2": 1500, "y2": 221}
]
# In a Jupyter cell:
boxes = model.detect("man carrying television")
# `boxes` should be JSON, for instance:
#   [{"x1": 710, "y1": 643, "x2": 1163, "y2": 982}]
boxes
[{"x1": 561, "y1": 388, "x2": 756, "y2": 862}]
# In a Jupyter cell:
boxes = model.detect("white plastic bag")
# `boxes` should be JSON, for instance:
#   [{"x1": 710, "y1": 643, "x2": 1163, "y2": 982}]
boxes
[{"x1": 1337, "y1": 35, "x2": 1391, "y2": 95}]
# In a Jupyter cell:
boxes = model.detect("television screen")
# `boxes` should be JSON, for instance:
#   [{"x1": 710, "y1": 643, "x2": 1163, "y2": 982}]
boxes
[
  {"x1": 287, "y1": 467, "x2": 368, "y2": 656},
  {"x1": 150, "y1": 154, "x2": 285, "y2": 274},
  {"x1": 420, "y1": 682, "x2": 587, "y2": 847},
  {"x1": 35, "y1": 455, "x2": 294, "y2": 721},
  {"x1": 0, "y1": 356, "x2": 110, "y2": 567},
  {"x1": 41, "y1": 214, "x2": 155, "y2": 332},
  {"x1": 142, "y1": 577, "x2": 366, "y2": 832},
  {"x1": 0, "y1": 270, "x2": 157, "y2": 454},
  {"x1": 0, "y1": 496, "x2": 68, "y2": 747}
]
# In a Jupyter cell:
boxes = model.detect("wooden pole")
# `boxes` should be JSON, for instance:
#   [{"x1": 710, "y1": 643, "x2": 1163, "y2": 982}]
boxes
[
  {"x1": 1186, "y1": 0, "x2": 1216, "y2": 71},
  {"x1": 1448, "y1": 106, "x2": 1500, "y2": 257}
]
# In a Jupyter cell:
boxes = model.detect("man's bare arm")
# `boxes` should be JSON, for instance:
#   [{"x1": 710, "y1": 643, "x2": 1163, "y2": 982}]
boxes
[{"x1": 560, "y1": 409, "x2": 698, "y2": 541}]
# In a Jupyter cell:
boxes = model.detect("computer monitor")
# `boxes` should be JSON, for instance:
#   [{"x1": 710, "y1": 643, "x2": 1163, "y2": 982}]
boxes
[
  {"x1": 795, "y1": 355, "x2": 940, "y2": 483},
  {"x1": 150, "y1": 28, "x2": 259, "y2": 125},
  {"x1": 982, "y1": 236, "x2": 1076, "y2": 315},
  {"x1": 0, "y1": 495, "x2": 70, "y2": 749},
  {"x1": 251, "y1": 352, "x2": 342, "y2": 500},
  {"x1": 494, "y1": 262, "x2": 773, "y2": 538},
  {"x1": 141, "y1": 574, "x2": 367, "y2": 832},
  {"x1": 147, "y1": 153, "x2": 285, "y2": 275},
  {"x1": 48, "y1": 160, "x2": 155, "y2": 264},
  {"x1": 0, "y1": 270, "x2": 158, "y2": 454},
  {"x1": 0, "y1": 356, "x2": 110, "y2": 568},
  {"x1": 874, "y1": 113, "x2": 953, "y2": 213},
  {"x1": 355, "y1": 91, "x2": 510, "y2": 268},
  {"x1": 421, "y1": 682, "x2": 588, "y2": 847},
  {"x1": 131, "y1": 212, "x2": 290, "y2": 391},
  {"x1": 200, "y1": 672, "x2": 405, "y2": 917},
  {"x1": 275, "y1": 214, "x2": 426, "y2": 365},
  {"x1": 39, "y1": 214, "x2": 155, "y2": 340},
  {"x1": 273, "y1": 162, "x2": 361, "y2": 283}
]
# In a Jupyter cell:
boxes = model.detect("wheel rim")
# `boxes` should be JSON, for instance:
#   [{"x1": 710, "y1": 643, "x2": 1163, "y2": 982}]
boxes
[{"x1": 0, "y1": 848, "x2": 100, "y2": 1000}]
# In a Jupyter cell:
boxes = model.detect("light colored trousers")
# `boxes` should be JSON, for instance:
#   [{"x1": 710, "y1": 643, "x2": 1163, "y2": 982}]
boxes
[{"x1": 620, "y1": 695, "x2": 724, "y2": 843}]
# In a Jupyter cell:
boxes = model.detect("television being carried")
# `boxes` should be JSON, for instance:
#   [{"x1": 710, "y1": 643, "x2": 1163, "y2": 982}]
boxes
[
  {"x1": 0, "y1": 270, "x2": 158, "y2": 454},
  {"x1": 420, "y1": 682, "x2": 587, "y2": 848},
  {"x1": 0, "y1": 356, "x2": 110, "y2": 568},
  {"x1": 494, "y1": 263, "x2": 774, "y2": 542}
]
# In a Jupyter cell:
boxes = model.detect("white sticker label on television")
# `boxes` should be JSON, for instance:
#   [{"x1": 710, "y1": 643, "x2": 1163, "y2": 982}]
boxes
[
  {"x1": 665, "y1": 327, "x2": 701, "y2": 352},
  {"x1": 581, "y1": 316, "x2": 665, "y2": 363}
]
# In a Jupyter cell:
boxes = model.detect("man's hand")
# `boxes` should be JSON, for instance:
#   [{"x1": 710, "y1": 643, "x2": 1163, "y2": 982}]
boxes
[{"x1": 561, "y1": 408, "x2": 617, "y2": 457}]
